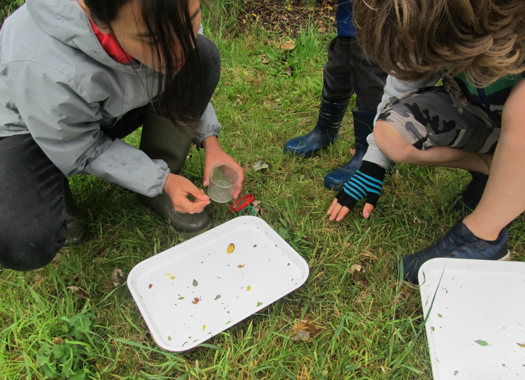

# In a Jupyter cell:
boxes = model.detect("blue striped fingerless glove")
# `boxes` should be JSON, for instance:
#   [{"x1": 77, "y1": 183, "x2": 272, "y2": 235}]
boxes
[{"x1": 336, "y1": 161, "x2": 386, "y2": 209}]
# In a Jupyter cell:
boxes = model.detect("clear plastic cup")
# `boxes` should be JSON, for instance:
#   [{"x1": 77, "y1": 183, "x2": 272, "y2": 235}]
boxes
[{"x1": 207, "y1": 162, "x2": 239, "y2": 203}]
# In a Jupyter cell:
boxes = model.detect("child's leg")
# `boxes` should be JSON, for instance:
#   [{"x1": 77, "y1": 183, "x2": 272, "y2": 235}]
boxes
[
  {"x1": 0, "y1": 134, "x2": 67, "y2": 271},
  {"x1": 463, "y1": 80, "x2": 525, "y2": 240},
  {"x1": 373, "y1": 86, "x2": 499, "y2": 174},
  {"x1": 374, "y1": 120, "x2": 492, "y2": 174},
  {"x1": 283, "y1": 35, "x2": 354, "y2": 157},
  {"x1": 323, "y1": 38, "x2": 387, "y2": 189}
]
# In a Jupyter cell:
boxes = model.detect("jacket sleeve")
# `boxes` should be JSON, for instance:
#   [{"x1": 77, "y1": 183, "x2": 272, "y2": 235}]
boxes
[
  {"x1": 6, "y1": 63, "x2": 169, "y2": 197},
  {"x1": 193, "y1": 102, "x2": 221, "y2": 145},
  {"x1": 193, "y1": 25, "x2": 222, "y2": 145}
]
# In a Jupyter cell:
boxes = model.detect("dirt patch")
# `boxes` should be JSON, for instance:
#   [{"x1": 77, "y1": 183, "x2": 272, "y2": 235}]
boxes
[{"x1": 237, "y1": 0, "x2": 337, "y2": 36}]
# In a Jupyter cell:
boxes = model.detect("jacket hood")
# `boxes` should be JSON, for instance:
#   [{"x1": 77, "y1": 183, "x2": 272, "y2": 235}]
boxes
[{"x1": 25, "y1": 0, "x2": 133, "y2": 70}]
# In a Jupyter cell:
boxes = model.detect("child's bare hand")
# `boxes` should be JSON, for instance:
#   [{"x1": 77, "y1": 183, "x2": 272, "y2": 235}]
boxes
[
  {"x1": 327, "y1": 198, "x2": 375, "y2": 221},
  {"x1": 327, "y1": 199, "x2": 350, "y2": 222},
  {"x1": 163, "y1": 173, "x2": 210, "y2": 214}
]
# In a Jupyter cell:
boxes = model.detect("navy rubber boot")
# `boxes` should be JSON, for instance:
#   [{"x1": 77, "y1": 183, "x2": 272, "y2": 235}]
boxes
[
  {"x1": 399, "y1": 221, "x2": 510, "y2": 284},
  {"x1": 283, "y1": 96, "x2": 350, "y2": 157},
  {"x1": 324, "y1": 109, "x2": 375, "y2": 190}
]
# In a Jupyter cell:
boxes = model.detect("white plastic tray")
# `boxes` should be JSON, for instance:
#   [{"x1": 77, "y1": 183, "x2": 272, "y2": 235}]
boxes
[
  {"x1": 127, "y1": 216, "x2": 309, "y2": 351},
  {"x1": 418, "y1": 258, "x2": 525, "y2": 380}
]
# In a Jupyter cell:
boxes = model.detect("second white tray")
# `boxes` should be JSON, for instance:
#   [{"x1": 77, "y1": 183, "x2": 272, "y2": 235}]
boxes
[{"x1": 419, "y1": 258, "x2": 525, "y2": 380}]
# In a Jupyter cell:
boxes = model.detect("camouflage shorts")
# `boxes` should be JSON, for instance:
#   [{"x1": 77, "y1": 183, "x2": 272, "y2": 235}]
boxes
[{"x1": 377, "y1": 86, "x2": 500, "y2": 154}]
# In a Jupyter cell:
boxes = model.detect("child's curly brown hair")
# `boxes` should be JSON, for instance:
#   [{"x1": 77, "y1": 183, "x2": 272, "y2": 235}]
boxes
[{"x1": 354, "y1": 0, "x2": 525, "y2": 86}]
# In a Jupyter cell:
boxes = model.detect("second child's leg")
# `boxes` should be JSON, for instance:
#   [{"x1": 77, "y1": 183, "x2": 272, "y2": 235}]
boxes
[
  {"x1": 323, "y1": 38, "x2": 387, "y2": 189},
  {"x1": 463, "y1": 80, "x2": 525, "y2": 240},
  {"x1": 283, "y1": 35, "x2": 353, "y2": 157}
]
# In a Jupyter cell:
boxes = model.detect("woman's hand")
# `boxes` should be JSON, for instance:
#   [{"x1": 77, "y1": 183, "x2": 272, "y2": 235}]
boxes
[
  {"x1": 202, "y1": 136, "x2": 244, "y2": 199},
  {"x1": 163, "y1": 173, "x2": 210, "y2": 213}
]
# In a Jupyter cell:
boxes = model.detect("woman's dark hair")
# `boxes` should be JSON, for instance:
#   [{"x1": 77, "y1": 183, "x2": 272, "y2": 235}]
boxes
[{"x1": 84, "y1": 0, "x2": 201, "y2": 125}]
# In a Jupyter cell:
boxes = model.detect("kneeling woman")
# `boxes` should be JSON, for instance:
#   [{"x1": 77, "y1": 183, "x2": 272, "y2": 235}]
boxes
[{"x1": 0, "y1": 0, "x2": 244, "y2": 271}]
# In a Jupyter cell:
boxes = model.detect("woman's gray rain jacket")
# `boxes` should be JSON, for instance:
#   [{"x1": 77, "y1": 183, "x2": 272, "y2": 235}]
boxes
[{"x1": 0, "y1": 0, "x2": 221, "y2": 197}]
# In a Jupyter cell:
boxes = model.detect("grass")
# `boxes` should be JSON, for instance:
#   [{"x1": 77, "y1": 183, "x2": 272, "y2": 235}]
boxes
[
  {"x1": 0, "y1": 0, "x2": 22, "y2": 22},
  {"x1": 2, "y1": 1, "x2": 525, "y2": 379}
]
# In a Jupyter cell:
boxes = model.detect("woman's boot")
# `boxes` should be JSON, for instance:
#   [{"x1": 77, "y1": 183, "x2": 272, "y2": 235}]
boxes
[{"x1": 138, "y1": 108, "x2": 212, "y2": 234}]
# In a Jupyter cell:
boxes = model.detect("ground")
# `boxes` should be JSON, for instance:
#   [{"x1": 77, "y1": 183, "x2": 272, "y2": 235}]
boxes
[{"x1": 235, "y1": 0, "x2": 338, "y2": 36}]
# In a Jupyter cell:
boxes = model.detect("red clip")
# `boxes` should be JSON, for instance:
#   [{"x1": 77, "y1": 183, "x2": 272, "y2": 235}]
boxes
[{"x1": 230, "y1": 193, "x2": 255, "y2": 213}]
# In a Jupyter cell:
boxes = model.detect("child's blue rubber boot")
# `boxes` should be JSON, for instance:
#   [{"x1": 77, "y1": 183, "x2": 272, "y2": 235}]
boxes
[
  {"x1": 399, "y1": 221, "x2": 510, "y2": 284},
  {"x1": 283, "y1": 95, "x2": 350, "y2": 157},
  {"x1": 324, "y1": 109, "x2": 376, "y2": 190}
]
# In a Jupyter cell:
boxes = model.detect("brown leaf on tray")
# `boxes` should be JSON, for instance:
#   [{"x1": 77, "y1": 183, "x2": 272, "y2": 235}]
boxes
[{"x1": 291, "y1": 316, "x2": 320, "y2": 342}]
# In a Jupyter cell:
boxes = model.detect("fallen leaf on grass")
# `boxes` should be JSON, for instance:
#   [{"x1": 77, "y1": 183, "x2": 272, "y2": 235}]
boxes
[
  {"x1": 291, "y1": 316, "x2": 320, "y2": 342},
  {"x1": 252, "y1": 160, "x2": 269, "y2": 171},
  {"x1": 348, "y1": 263, "x2": 368, "y2": 286},
  {"x1": 251, "y1": 200, "x2": 263, "y2": 216},
  {"x1": 30, "y1": 274, "x2": 44, "y2": 287},
  {"x1": 348, "y1": 264, "x2": 362, "y2": 274},
  {"x1": 403, "y1": 282, "x2": 420, "y2": 290},
  {"x1": 281, "y1": 40, "x2": 295, "y2": 51},
  {"x1": 67, "y1": 286, "x2": 90, "y2": 300},
  {"x1": 111, "y1": 268, "x2": 124, "y2": 287},
  {"x1": 53, "y1": 337, "x2": 63, "y2": 345}
]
